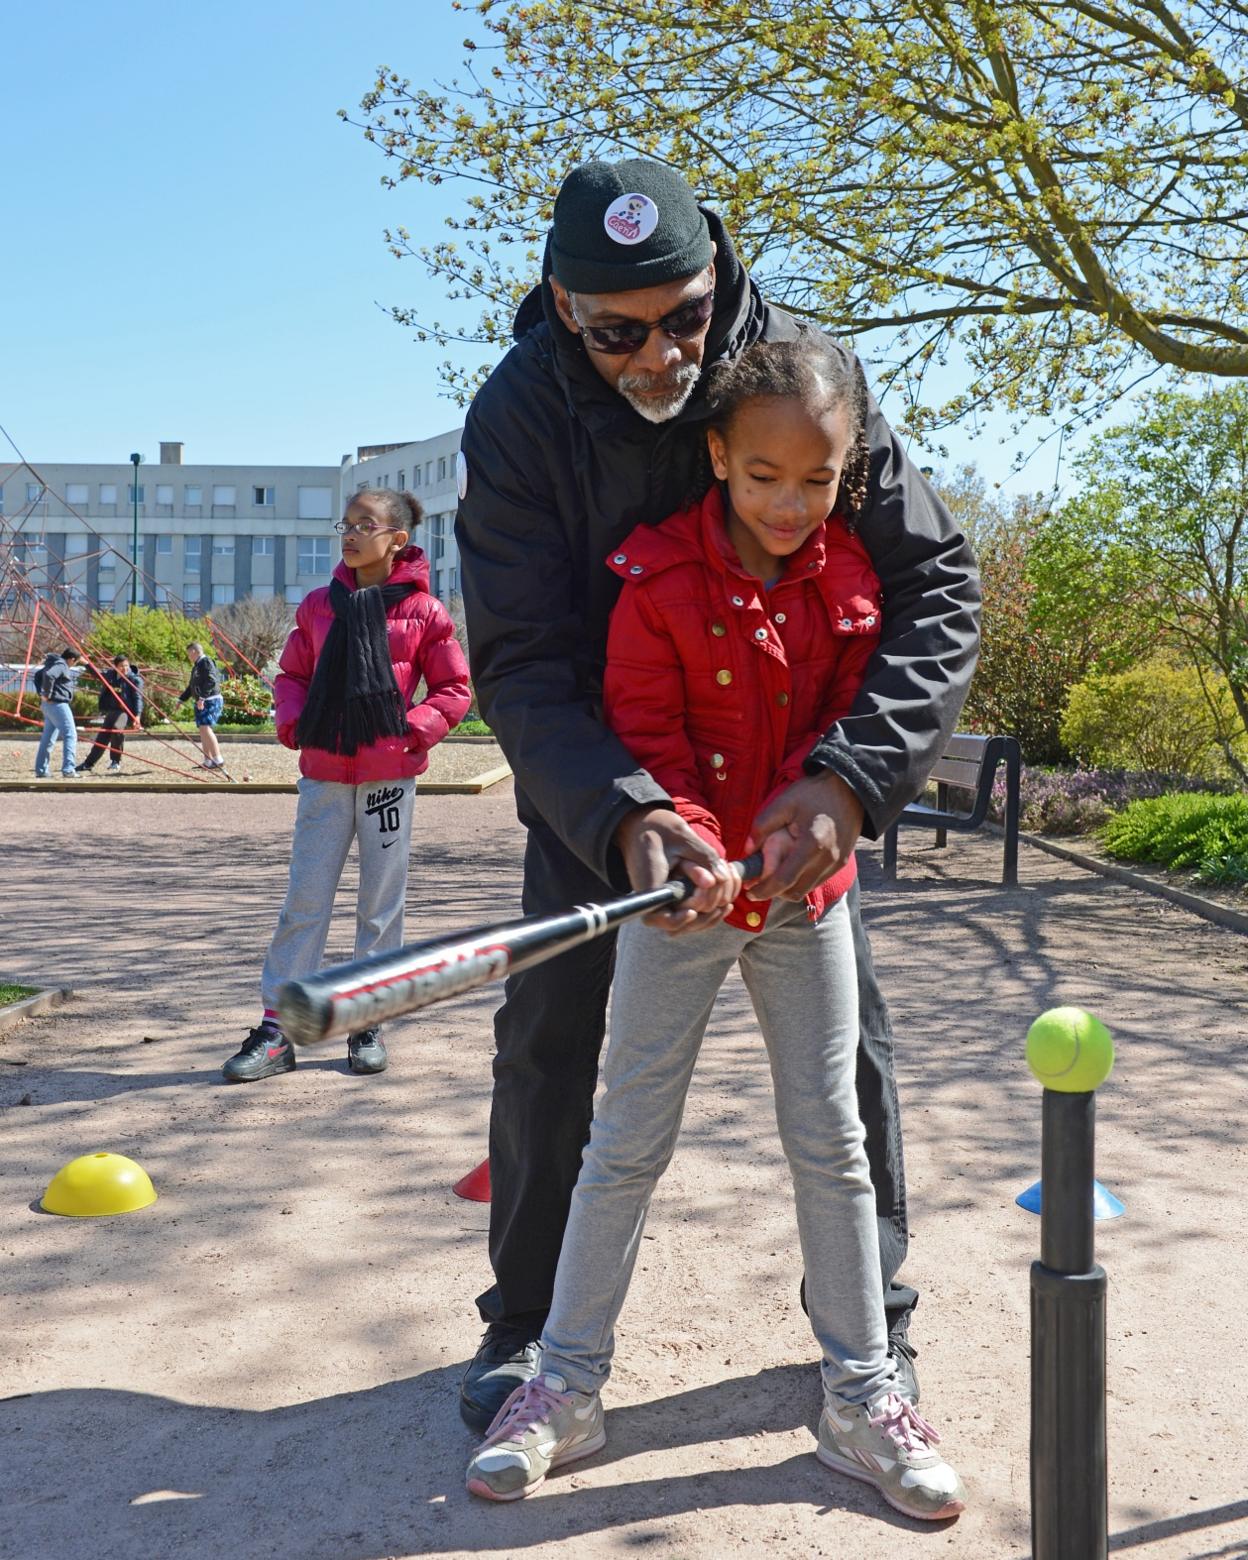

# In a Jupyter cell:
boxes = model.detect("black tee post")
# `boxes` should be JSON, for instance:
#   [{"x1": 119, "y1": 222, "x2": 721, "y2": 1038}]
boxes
[{"x1": 1027, "y1": 1012, "x2": 1113, "y2": 1560}]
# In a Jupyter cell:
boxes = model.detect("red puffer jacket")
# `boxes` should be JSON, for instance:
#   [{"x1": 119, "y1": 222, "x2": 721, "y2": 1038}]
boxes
[
  {"x1": 605, "y1": 486, "x2": 882, "y2": 932},
  {"x1": 274, "y1": 547, "x2": 471, "y2": 784}
]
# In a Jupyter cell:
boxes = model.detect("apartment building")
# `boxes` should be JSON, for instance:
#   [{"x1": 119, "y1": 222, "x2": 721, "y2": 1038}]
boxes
[
  {"x1": 340, "y1": 425, "x2": 464, "y2": 603},
  {"x1": 1, "y1": 425, "x2": 467, "y2": 612}
]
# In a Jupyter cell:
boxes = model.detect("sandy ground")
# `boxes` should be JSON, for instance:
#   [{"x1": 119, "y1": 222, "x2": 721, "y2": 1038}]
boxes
[
  {"x1": 0, "y1": 735, "x2": 507, "y2": 788},
  {"x1": 2, "y1": 790, "x2": 1247, "y2": 1560}
]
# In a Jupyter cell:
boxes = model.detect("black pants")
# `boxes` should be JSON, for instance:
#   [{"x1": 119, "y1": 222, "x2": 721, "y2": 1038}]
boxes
[
  {"x1": 79, "y1": 711, "x2": 130, "y2": 769},
  {"x1": 477, "y1": 818, "x2": 918, "y2": 1337}
]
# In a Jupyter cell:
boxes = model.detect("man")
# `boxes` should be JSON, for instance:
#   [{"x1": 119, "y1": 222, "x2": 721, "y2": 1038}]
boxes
[
  {"x1": 180, "y1": 641, "x2": 224, "y2": 768},
  {"x1": 33, "y1": 648, "x2": 82, "y2": 778},
  {"x1": 455, "y1": 159, "x2": 980, "y2": 1431},
  {"x1": 77, "y1": 654, "x2": 143, "y2": 773}
]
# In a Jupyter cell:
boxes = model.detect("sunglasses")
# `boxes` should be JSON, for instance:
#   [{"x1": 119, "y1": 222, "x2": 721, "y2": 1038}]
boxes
[{"x1": 573, "y1": 289, "x2": 716, "y2": 355}]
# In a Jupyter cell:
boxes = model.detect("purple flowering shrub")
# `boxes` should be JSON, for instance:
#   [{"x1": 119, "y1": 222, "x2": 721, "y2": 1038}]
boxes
[{"x1": 986, "y1": 767, "x2": 1229, "y2": 837}]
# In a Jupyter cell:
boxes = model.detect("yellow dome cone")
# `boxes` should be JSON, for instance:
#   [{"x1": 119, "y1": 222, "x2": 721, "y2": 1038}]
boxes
[{"x1": 41, "y1": 1152, "x2": 157, "y2": 1217}]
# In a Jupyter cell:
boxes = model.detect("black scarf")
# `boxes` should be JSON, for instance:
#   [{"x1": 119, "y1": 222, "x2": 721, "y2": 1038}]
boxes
[{"x1": 295, "y1": 577, "x2": 415, "y2": 755}]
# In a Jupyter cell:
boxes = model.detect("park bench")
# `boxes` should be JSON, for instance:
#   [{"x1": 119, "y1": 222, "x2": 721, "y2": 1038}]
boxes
[{"x1": 881, "y1": 732, "x2": 1021, "y2": 885}]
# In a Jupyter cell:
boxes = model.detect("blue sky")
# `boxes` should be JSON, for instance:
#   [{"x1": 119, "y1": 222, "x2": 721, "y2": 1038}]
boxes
[{"x1": 8, "y1": 0, "x2": 1072, "y2": 495}]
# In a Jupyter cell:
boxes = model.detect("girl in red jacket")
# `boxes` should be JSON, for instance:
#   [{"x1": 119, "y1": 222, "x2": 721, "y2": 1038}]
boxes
[
  {"x1": 466, "y1": 335, "x2": 965, "y2": 1521},
  {"x1": 222, "y1": 488, "x2": 471, "y2": 1083}
]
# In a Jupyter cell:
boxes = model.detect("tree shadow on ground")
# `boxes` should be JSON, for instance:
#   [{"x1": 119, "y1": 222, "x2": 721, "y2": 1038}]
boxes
[{"x1": 0, "y1": 1363, "x2": 955, "y2": 1560}]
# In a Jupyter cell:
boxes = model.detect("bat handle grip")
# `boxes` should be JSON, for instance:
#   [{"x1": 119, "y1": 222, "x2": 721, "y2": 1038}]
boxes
[{"x1": 671, "y1": 850, "x2": 764, "y2": 900}]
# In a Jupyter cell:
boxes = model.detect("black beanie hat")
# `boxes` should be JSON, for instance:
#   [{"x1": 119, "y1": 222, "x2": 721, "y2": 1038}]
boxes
[{"x1": 549, "y1": 158, "x2": 713, "y2": 294}]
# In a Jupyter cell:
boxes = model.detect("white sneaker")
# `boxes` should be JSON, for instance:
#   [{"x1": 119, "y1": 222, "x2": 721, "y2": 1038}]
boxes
[
  {"x1": 466, "y1": 1373, "x2": 605, "y2": 1502},
  {"x1": 107, "y1": 762, "x2": 122, "y2": 774},
  {"x1": 817, "y1": 1392, "x2": 965, "y2": 1521}
]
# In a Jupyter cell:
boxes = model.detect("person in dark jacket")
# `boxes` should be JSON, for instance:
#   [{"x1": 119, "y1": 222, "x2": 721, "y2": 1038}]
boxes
[
  {"x1": 33, "y1": 648, "x2": 82, "y2": 778},
  {"x1": 77, "y1": 655, "x2": 143, "y2": 773},
  {"x1": 454, "y1": 158, "x2": 981, "y2": 1432},
  {"x1": 180, "y1": 642, "x2": 224, "y2": 769}
]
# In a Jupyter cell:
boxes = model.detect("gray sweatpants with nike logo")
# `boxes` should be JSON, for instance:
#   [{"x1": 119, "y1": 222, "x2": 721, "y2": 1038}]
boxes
[{"x1": 260, "y1": 775, "x2": 416, "y2": 1013}]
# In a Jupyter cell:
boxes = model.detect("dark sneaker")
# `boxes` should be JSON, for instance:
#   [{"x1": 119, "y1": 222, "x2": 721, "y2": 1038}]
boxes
[
  {"x1": 460, "y1": 1325, "x2": 542, "y2": 1434},
  {"x1": 222, "y1": 1022, "x2": 296, "y2": 1083},
  {"x1": 347, "y1": 1028, "x2": 388, "y2": 1074}
]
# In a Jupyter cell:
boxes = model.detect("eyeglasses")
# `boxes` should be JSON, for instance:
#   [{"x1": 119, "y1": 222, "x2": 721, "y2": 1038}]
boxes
[
  {"x1": 334, "y1": 520, "x2": 397, "y2": 536},
  {"x1": 573, "y1": 289, "x2": 716, "y2": 355}
]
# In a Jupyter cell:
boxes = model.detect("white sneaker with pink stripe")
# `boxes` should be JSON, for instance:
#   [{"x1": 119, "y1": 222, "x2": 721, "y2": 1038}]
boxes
[{"x1": 817, "y1": 1392, "x2": 966, "y2": 1521}]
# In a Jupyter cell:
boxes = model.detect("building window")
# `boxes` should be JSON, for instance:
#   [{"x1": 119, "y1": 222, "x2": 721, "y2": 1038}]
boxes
[
  {"x1": 155, "y1": 484, "x2": 174, "y2": 505},
  {"x1": 413, "y1": 467, "x2": 422, "y2": 488},
  {"x1": 155, "y1": 535, "x2": 173, "y2": 555},
  {"x1": 251, "y1": 583, "x2": 275, "y2": 600},
  {"x1": 100, "y1": 484, "x2": 118, "y2": 504},
  {"x1": 253, "y1": 486, "x2": 275, "y2": 506},
  {"x1": 185, "y1": 536, "x2": 202, "y2": 563},
  {"x1": 65, "y1": 534, "x2": 88, "y2": 556},
  {"x1": 212, "y1": 537, "x2": 235, "y2": 557},
  {"x1": 297, "y1": 486, "x2": 332, "y2": 520},
  {"x1": 183, "y1": 582, "x2": 201, "y2": 606},
  {"x1": 297, "y1": 536, "x2": 332, "y2": 576},
  {"x1": 397, "y1": 470, "x2": 406, "y2": 491},
  {"x1": 211, "y1": 584, "x2": 235, "y2": 605},
  {"x1": 155, "y1": 585, "x2": 170, "y2": 604},
  {"x1": 26, "y1": 482, "x2": 43, "y2": 502},
  {"x1": 252, "y1": 535, "x2": 274, "y2": 556},
  {"x1": 128, "y1": 484, "x2": 145, "y2": 504},
  {"x1": 437, "y1": 457, "x2": 447, "y2": 481},
  {"x1": 66, "y1": 483, "x2": 89, "y2": 506},
  {"x1": 425, "y1": 462, "x2": 433, "y2": 485},
  {"x1": 97, "y1": 581, "x2": 115, "y2": 604},
  {"x1": 212, "y1": 486, "x2": 235, "y2": 506},
  {"x1": 184, "y1": 485, "x2": 203, "y2": 506},
  {"x1": 382, "y1": 474, "x2": 389, "y2": 490},
  {"x1": 286, "y1": 586, "x2": 305, "y2": 605}
]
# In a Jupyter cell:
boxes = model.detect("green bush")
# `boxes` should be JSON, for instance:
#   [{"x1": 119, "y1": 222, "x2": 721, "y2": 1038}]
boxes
[
  {"x1": 87, "y1": 607, "x2": 202, "y2": 668},
  {"x1": 1101, "y1": 793, "x2": 1248, "y2": 885},
  {"x1": 1061, "y1": 658, "x2": 1245, "y2": 779},
  {"x1": 0, "y1": 690, "x2": 97, "y2": 730}
]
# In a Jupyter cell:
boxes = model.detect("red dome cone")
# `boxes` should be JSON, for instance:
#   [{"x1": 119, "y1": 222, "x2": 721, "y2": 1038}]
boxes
[{"x1": 453, "y1": 1158, "x2": 491, "y2": 1202}]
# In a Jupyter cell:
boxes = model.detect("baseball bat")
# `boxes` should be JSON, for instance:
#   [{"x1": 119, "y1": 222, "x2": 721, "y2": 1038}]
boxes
[{"x1": 277, "y1": 852, "x2": 763, "y2": 1046}]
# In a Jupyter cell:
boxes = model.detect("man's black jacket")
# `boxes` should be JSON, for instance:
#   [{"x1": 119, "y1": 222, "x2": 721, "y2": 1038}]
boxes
[
  {"x1": 99, "y1": 667, "x2": 144, "y2": 721},
  {"x1": 180, "y1": 656, "x2": 221, "y2": 703},
  {"x1": 456, "y1": 213, "x2": 981, "y2": 883}
]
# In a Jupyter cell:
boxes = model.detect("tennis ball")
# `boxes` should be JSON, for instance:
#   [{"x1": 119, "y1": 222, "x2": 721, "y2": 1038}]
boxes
[{"x1": 1025, "y1": 1007, "x2": 1114, "y2": 1092}]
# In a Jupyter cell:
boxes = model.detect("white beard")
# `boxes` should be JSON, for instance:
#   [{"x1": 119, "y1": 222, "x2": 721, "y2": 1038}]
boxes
[{"x1": 618, "y1": 362, "x2": 701, "y2": 424}]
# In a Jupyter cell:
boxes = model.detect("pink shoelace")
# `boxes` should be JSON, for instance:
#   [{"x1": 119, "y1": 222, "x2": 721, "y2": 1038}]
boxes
[
  {"x1": 481, "y1": 1375, "x2": 572, "y2": 1448},
  {"x1": 868, "y1": 1393, "x2": 942, "y2": 1453}
]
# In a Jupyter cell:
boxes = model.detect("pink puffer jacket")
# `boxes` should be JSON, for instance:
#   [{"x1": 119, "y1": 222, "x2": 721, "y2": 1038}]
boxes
[{"x1": 273, "y1": 547, "x2": 471, "y2": 783}]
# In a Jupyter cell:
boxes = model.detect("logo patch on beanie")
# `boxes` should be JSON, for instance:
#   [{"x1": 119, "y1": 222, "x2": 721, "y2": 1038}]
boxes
[{"x1": 603, "y1": 192, "x2": 659, "y2": 246}]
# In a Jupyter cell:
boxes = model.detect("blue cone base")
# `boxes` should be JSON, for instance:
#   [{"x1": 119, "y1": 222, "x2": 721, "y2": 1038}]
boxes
[{"x1": 1016, "y1": 1178, "x2": 1125, "y2": 1219}]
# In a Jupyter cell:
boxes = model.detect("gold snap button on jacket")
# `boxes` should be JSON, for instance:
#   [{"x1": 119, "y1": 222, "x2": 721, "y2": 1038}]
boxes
[
  {"x1": 711, "y1": 622, "x2": 726, "y2": 637},
  {"x1": 745, "y1": 911, "x2": 763, "y2": 927},
  {"x1": 777, "y1": 690, "x2": 790, "y2": 706},
  {"x1": 716, "y1": 669, "x2": 733, "y2": 686}
]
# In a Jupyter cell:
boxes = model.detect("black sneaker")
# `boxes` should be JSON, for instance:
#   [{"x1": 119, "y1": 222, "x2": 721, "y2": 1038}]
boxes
[
  {"x1": 222, "y1": 1022, "x2": 296, "y2": 1083},
  {"x1": 460, "y1": 1324, "x2": 542, "y2": 1433},
  {"x1": 347, "y1": 1027, "x2": 388, "y2": 1074}
]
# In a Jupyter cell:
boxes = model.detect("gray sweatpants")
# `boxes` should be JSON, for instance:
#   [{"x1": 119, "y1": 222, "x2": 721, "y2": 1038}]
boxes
[
  {"x1": 538, "y1": 894, "x2": 896, "y2": 1410},
  {"x1": 260, "y1": 776, "x2": 416, "y2": 1013}
]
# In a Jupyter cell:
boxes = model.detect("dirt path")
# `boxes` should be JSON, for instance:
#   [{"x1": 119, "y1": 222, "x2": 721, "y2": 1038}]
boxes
[{"x1": 2, "y1": 792, "x2": 1246, "y2": 1559}]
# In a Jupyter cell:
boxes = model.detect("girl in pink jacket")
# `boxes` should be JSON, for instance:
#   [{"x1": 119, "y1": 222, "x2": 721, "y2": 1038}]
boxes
[{"x1": 222, "y1": 488, "x2": 471, "y2": 1083}]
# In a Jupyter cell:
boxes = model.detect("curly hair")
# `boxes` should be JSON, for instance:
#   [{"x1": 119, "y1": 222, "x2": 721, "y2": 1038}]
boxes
[
  {"x1": 349, "y1": 488, "x2": 425, "y2": 533},
  {"x1": 695, "y1": 332, "x2": 870, "y2": 529}
]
